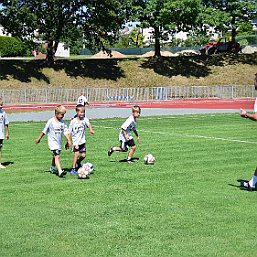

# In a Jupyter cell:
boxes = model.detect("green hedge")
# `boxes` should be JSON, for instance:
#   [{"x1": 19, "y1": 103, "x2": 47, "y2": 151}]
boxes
[
  {"x1": 0, "y1": 36, "x2": 25, "y2": 57},
  {"x1": 237, "y1": 35, "x2": 257, "y2": 45}
]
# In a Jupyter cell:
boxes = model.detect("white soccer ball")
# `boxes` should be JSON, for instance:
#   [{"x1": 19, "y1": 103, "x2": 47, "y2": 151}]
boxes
[
  {"x1": 144, "y1": 154, "x2": 156, "y2": 165},
  {"x1": 77, "y1": 166, "x2": 90, "y2": 179},
  {"x1": 83, "y1": 162, "x2": 94, "y2": 174}
]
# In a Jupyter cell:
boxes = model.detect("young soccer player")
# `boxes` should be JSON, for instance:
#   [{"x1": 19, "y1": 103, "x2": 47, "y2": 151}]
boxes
[
  {"x1": 69, "y1": 104, "x2": 94, "y2": 174},
  {"x1": 77, "y1": 92, "x2": 89, "y2": 106},
  {"x1": 108, "y1": 105, "x2": 141, "y2": 163},
  {"x1": 0, "y1": 99, "x2": 9, "y2": 169},
  {"x1": 35, "y1": 105, "x2": 71, "y2": 177},
  {"x1": 240, "y1": 73, "x2": 257, "y2": 120}
]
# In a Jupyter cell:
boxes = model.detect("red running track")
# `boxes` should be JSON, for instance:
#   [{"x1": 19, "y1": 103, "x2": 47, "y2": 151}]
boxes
[{"x1": 2, "y1": 98, "x2": 255, "y2": 111}]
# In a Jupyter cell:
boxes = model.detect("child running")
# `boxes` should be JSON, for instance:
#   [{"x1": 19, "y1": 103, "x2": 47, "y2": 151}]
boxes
[
  {"x1": 108, "y1": 105, "x2": 141, "y2": 163},
  {"x1": 68, "y1": 104, "x2": 94, "y2": 174},
  {"x1": 0, "y1": 98, "x2": 9, "y2": 168},
  {"x1": 35, "y1": 105, "x2": 71, "y2": 177}
]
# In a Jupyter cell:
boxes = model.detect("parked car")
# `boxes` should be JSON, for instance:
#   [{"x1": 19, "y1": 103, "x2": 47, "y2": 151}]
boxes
[{"x1": 200, "y1": 37, "x2": 241, "y2": 55}]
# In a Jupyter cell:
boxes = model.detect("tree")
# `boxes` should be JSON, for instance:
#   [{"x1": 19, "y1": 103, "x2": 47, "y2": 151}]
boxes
[
  {"x1": 200, "y1": 0, "x2": 257, "y2": 44},
  {"x1": 0, "y1": 0, "x2": 130, "y2": 65},
  {"x1": 131, "y1": 0, "x2": 201, "y2": 57},
  {"x1": 114, "y1": 28, "x2": 144, "y2": 48}
]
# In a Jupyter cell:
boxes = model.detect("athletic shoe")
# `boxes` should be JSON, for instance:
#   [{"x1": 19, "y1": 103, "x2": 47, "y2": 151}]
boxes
[
  {"x1": 0, "y1": 164, "x2": 6, "y2": 169},
  {"x1": 70, "y1": 168, "x2": 77, "y2": 175},
  {"x1": 240, "y1": 181, "x2": 255, "y2": 191},
  {"x1": 49, "y1": 166, "x2": 57, "y2": 174},
  {"x1": 58, "y1": 170, "x2": 66, "y2": 177},
  {"x1": 127, "y1": 159, "x2": 133, "y2": 164},
  {"x1": 108, "y1": 147, "x2": 114, "y2": 157}
]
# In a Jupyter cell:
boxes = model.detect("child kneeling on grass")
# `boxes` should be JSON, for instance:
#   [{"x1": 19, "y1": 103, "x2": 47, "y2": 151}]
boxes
[
  {"x1": 35, "y1": 105, "x2": 71, "y2": 177},
  {"x1": 108, "y1": 105, "x2": 141, "y2": 163},
  {"x1": 68, "y1": 104, "x2": 94, "y2": 174}
]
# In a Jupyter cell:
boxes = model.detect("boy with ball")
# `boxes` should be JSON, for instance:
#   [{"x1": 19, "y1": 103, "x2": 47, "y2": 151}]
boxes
[
  {"x1": 108, "y1": 105, "x2": 141, "y2": 163},
  {"x1": 35, "y1": 105, "x2": 71, "y2": 177}
]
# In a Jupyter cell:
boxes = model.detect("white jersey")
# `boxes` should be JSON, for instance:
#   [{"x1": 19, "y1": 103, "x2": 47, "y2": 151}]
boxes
[
  {"x1": 43, "y1": 117, "x2": 68, "y2": 150},
  {"x1": 77, "y1": 95, "x2": 88, "y2": 106},
  {"x1": 254, "y1": 97, "x2": 257, "y2": 113},
  {"x1": 0, "y1": 110, "x2": 9, "y2": 139},
  {"x1": 69, "y1": 117, "x2": 90, "y2": 146},
  {"x1": 119, "y1": 115, "x2": 136, "y2": 142}
]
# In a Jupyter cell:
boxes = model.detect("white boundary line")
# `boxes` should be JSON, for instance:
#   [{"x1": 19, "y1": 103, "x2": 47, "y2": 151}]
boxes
[{"x1": 94, "y1": 125, "x2": 257, "y2": 145}]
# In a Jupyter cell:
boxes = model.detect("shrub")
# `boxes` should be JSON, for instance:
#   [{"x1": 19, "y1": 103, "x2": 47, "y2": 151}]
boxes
[{"x1": 0, "y1": 36, "x2": 24, "y2": 57}]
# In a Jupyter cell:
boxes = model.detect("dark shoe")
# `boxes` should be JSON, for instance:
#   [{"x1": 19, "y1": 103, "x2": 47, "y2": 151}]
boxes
[
  {"x1": 108, "y1": 147, "x2": 114, "y2": 156},
  {"x1": 240, "y1": 181, "x2": 255, "y2": 191}
]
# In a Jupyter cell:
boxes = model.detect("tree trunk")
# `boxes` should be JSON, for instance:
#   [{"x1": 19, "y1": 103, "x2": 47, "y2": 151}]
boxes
[
  {"x1": 154, "y1": 26, "x2": 161, "y2": 58},
  {"x1": 46, "y1": 40, "x2": 59, "y2": 66},
  {"x1": 46, "y1": 40, "x2": 55, "y2": 66}
]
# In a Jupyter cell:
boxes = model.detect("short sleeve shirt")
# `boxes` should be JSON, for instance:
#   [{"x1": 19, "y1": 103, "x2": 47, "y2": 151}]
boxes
[
  {"x1": 69, "y1": 117, "x2": 90, "y2": 146},
  {"x1": 43, "y1": 117, "x2": 68, "y2": 150},
  {"x1": 119, "y1": 115, "x2": 136, "y2": 142},
  {"x1": 0, "y1": 110, "x2": 9, "y2": 139}
]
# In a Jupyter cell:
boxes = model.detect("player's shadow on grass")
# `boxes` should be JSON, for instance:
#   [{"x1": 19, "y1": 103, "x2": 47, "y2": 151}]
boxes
[
  {"x1": 109, "y1": 157, "x2": 139, "y2": 163},
  {"x1": 2, "y1": 161, "x2": 14, "y2": 166}
]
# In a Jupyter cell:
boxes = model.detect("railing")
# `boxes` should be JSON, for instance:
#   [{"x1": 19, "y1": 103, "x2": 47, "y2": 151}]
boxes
[{"x1": 0, "y1": 85, "x2": 255, "y2": 105}]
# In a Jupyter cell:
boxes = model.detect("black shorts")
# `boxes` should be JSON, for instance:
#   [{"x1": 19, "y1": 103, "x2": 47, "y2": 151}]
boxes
[
  {"x1": 51, "y1": 149, "x2": 61, "y2": 156},
  {"x1": 120, "y1": 139, "x2": 135, "y2": 151},
  {"x1": 0, "y1": 139, "x2": 3, "y2": 147},
  {"x1": 72, "y1": 143, "x2": 86, "y2": 153}
]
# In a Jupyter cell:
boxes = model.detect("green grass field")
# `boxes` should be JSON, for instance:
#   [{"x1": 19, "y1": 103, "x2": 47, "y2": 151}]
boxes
[{"x1": 1, "y1": 113, "x2": 257, "y2": 257}]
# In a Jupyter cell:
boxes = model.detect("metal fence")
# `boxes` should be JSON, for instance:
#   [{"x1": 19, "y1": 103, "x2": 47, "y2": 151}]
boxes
[{"x1": 0, "y1": 85, "x2": 255, "y2": 105}]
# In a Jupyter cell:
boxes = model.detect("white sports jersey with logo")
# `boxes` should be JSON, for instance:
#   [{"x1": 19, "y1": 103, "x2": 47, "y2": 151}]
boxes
[
  {"x1": 119, "y1": 115, "x2": 136, "y2": 142},
  {"x1": 43, "y1": 117, "x2": 68, "y2": 150},
  {"x1": 77, "y1": 95, "x2": 88, "y2": 105},
  {"x1": 69, "y1": 117, "x2": 90, "y2": 146},
  {"x1": 0, "y1": 110, "x2": 9, "y2": 139}
]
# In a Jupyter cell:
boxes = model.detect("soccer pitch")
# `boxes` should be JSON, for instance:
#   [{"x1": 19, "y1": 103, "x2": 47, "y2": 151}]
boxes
[{"x1": 1, "y1": 113, "x2": 257, "y2": 257}]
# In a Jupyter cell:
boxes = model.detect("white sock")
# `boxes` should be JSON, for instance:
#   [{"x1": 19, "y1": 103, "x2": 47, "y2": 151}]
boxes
[
  {"x1": 248, "y1": 175, "x2": 257, "y2": 188},
  {"x1": 127, "y1": 157, "x2": 131, "y2": 160}
]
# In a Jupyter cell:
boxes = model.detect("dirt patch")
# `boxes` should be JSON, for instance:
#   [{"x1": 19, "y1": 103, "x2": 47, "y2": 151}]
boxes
[
  {"x1": 176, "y1": 49, "x2": 200, "y2": 56},
  {"x1": 90, "y1": 50, "x2": 127, "y2": 59},
  {"x1": 140, "y1": 51, "x2": 179, "y2": 57}
]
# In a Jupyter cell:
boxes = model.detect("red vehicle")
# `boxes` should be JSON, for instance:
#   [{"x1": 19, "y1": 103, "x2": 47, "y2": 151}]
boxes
[{"x1": 200, "y1": 37, "x2": 241, "y2": 55}]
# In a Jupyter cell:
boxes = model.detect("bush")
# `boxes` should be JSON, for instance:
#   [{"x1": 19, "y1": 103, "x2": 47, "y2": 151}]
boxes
[
  {"x1": 236, "y1": 35, "x2": 257, "y2": 45},
  {"x1": 0, "y1": 36, "x2": 25, "y2": 57}
]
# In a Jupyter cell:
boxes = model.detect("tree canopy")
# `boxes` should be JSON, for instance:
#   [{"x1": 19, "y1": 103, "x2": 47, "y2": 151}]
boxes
[
  {"x1": 131, "y1": 0, "x2": 201, "y2": 57},
  {"x1": 200, "y1": 0, "x2": 257, "y2": 42},
  {"x1": 0, "y1": 0, "x2": 130, "y2": 64},
  {"x1": 0, "y1": 0, "x2": 256, "y2": 61}
]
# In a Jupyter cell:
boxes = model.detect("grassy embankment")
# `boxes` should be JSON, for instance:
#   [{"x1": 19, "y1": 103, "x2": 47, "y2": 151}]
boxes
[{"x1": 0, "y1": 53, "x2": 257, "y2": 89}]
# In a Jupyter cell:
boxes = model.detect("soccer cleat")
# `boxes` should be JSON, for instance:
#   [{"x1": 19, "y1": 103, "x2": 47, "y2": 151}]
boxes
[
  {"x1": 58, "y1": 169, "x2": 67, "y2": 177},
  {"x1": 49, "y1": 166, "x2": 57, "y2": 174},
  {"x1": 108, "y1": 147, "x2": 114, "y2": 157},
  {"x1": 126, "y1": 159, "x2": 133, "y2": 164},
  {"x1": 240, "y1": 181, "x2": 255, "y2": 191},
  {"x1": 70, "y1": 168, "x2": 77, "y2": 175}
]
